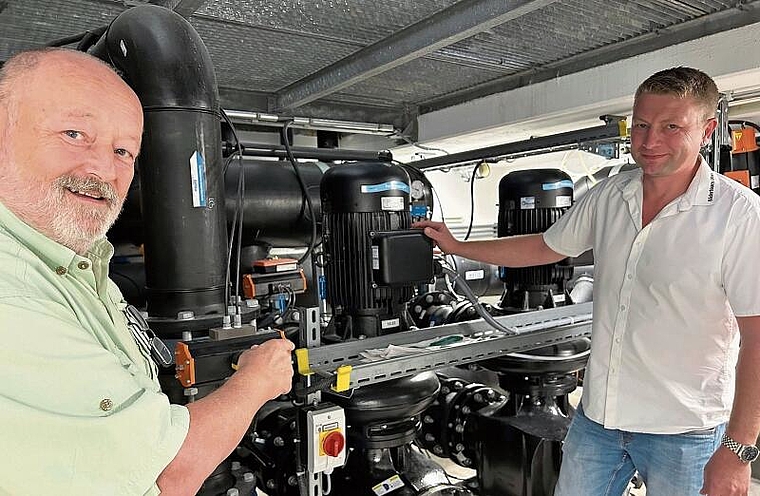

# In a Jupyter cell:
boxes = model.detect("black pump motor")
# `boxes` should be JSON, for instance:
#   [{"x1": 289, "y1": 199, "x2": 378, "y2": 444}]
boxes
[
  {"x1": 497, "y1": 169, "x2": 574, "y2": 311},
  {"x1": 320, "y1": 162, "x2": 433, "y2": 339}
]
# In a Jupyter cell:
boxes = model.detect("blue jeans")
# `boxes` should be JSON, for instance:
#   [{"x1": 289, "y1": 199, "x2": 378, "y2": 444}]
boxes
[{"x1": 554, "y1": 405, "x2": 725, "y2": 496}]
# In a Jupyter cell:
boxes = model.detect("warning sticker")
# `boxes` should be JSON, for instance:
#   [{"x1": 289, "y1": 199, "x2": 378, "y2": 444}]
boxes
[
  {"x1": 520, "y1": 197, "x2": 535, "y2": 210},
  {"x1": 381, "y1": 197, "x2": 404, "y2": 211},
  {"x1": 556, "y1": 195, "x2": 572, "y2": 208},
  {"x1": 372, "y1": 474, "x2": 405, "y2": 495},
  {"x1": 381, "y1": 318, "x2": 400, "y2": 330},
  {"x1": 372, "y1": 246, "x2": 380, "y2": 270}
]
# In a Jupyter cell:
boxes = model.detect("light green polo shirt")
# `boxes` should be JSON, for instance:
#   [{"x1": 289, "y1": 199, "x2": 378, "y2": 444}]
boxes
[{"x1": 0, "y1": 200, "x2": 189, "y2": 495}]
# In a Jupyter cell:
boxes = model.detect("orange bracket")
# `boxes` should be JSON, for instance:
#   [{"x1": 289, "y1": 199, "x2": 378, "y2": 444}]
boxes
[{"x1": 175, "y1": 342, "x2": 196, "y2": 388}]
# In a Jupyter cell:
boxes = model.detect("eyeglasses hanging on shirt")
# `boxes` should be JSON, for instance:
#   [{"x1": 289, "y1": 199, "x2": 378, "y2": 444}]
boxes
[{"x1": 124, "y1": 304, "x2": 174, "y2": 369}]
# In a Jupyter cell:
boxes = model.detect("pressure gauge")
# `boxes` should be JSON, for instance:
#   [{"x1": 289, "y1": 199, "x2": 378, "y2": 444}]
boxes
[{"x1": 410, "y1": 179, "x2": 426, "y2": 200}]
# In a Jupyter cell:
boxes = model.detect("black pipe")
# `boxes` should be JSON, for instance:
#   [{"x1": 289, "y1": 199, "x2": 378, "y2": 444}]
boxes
[
  {"x1": 111, "y1": 159, "x2": 325, "y2": 248},
  {"x1": 76, "y1": 26, "x2": 108, "y2": 52},
  {"x1": 226, "y1": 141, "x2": 392, "y2": 162},
  {"x1": 411, "y1": 118, "x2": 627, "y2": 170},
  {"x1": 45, "y1": 32, "x2": 89, "y2": 47},
  {"x1": 91, "y1": 5, "x2": 228, "y2": 322}
]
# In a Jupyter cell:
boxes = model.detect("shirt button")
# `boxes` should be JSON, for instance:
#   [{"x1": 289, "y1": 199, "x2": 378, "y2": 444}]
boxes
[
  {"x1": 615, "y1": 337, "x2": 621, "y2": 343},
  {"x1": 627, "y1": 274, "x2": 633, "y2": 280},
  {"x1": 55, "y1": 266, "x2": 67, "y2": 275},
  {"x1": 99, "y1": 398, "x2": 113, "y2": 411},
  {"x1": 77, "y1": 261, "x2": 90, "y2": 270},
  {"x1": 620, "y1": 305, "x2": 626, "y2": 311}
]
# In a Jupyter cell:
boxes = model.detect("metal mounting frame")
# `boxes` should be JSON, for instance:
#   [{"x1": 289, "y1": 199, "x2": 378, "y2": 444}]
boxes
[{"x1": 299, "y1": 303, "x2": 592, "y2": 391}]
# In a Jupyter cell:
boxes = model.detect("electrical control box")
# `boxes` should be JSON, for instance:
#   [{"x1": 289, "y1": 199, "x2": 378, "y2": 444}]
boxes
[{"x1": 305, "y1": 404, "x2": 347, "y2": 474}]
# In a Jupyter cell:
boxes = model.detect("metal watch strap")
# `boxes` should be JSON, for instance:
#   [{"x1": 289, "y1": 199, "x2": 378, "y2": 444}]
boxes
[
  {"x1": 722, "y1": 434, "x2": 742, "y2": 454},
  {"x1": 721, "y1": 434, "x2": 759, "y2": 463}
]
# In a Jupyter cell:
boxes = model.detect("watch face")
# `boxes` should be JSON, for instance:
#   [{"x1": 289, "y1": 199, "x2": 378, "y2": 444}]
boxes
[{"x1": 741, "y1": 445, "x2": 760, "y2": 462}]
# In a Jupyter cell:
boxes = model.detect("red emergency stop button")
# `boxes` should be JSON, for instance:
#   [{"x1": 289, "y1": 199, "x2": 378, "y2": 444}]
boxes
[{"x1": 322, "y1": 430, "x2": 345, "y2": 457}]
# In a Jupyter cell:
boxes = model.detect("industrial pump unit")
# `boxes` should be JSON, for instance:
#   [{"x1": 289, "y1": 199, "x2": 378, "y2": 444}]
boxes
[{"x1": 84, "y1": 5, "x2": 594, "y2": 496}]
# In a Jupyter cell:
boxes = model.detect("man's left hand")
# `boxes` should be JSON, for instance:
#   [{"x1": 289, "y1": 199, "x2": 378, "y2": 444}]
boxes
[{"x1": 700, "y1": 447, "x2": 751, "y2": 496}]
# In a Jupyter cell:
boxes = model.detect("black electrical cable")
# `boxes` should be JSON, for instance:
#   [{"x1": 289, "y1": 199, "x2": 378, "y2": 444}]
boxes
[
  {"x1": 292, "y1": 374, "x2": 336, "y2": 397},
  {"x1": 464, "y1": 164, "x2": 479, "y2": 241},
  {"x1": 281, "y1": 120, "x2": 318, "y2": 266},
  {"x1": 221, "y1": 166, "x2": 242, "y2": 318},
  {"x1": 220, "y1": 109, "x2": 246, "y2": 317},
  {"x1": 222, "y1": 149, "x2": 240, "y2": 176}
]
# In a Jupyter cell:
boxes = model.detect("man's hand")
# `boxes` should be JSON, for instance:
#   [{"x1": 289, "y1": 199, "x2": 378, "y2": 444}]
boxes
[
  {"x1": 701, "y1": 446, "x2": 751, "y2": 496},
  {"x1": 235, "y1": 338, "x2": 295, "y2": 400},
  {"x1": 413, "y1": 220, "x2": 461, "y2": 254}
]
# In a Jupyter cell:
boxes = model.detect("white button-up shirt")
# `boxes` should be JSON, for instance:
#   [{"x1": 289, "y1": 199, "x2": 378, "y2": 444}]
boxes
[{"x1": 544, "y1": 158, "x2": 760, "y2": 433}]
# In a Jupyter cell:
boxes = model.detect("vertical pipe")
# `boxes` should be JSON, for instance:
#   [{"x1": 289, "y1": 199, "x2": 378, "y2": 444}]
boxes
[{"x1": 92, "y1": 5, "x2": 227, "y2": 322}]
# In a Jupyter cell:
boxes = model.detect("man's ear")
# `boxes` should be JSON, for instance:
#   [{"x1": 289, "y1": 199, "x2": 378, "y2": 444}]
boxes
[{"x1": 702, "y1": 117, "x2": 718, "y2": 146}]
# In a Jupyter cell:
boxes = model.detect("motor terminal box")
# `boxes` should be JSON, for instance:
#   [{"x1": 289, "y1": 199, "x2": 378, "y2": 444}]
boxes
[
  {"x1": 369, "y1": 229, "x2": 433, "y2": 286},
  {"x1": 303, "y1": 404, "x2": 347, "y2": 474}
]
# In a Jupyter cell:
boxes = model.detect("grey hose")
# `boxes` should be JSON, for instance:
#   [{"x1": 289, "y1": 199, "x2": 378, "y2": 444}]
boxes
[{"x1": 440, "y1": 265, "x2": 518, "y2": 335}]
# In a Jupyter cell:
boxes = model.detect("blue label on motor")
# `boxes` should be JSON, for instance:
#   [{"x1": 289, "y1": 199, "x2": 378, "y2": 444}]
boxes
[
  {"x1": 410, "y1": 204, "x2": 428, "y2": 217},
  {"x1": 318, "y1": 275, "x2": 327, "y2": 300},
  {"x1": 360, "y1": 181, "x2": 410, "y2": 194},
  {"x1": 542, "y1": 180, "x2": 573, "y2": 191}
]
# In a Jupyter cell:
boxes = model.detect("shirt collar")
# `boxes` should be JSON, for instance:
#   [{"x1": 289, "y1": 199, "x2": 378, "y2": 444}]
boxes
[
  {"x1": 0, "y1": 199, "x2": 113, "y2": 271},
  {"x1": 679, "y1": 156, "x2": 719, "y2": 210},
  {"x1": 615, "y1": 156, "x2": 717, "y2": 210},
  {"x1": 617, "y1": 167, "x2": 642, "y2": 201}
]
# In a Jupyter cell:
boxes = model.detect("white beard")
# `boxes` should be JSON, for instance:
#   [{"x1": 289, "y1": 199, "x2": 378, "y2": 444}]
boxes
[{"x1": 2, "y1": 170, "x2": 124, "y2": 254}]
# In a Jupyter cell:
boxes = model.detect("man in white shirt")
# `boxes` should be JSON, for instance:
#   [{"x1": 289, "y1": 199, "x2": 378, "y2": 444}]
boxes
[{"x1": 416, "y1": 67, "x2": 760, "y2": 496}]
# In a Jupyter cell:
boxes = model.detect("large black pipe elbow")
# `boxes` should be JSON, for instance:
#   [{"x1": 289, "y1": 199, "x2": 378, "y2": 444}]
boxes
[{"x1": 92, "y1": 5, "x2": 228, "y2": 325}]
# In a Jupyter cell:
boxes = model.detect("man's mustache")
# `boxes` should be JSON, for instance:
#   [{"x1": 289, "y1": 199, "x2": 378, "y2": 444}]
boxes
[{"x1": 55, "y1": 175, "x2": 119, "y2": 206}]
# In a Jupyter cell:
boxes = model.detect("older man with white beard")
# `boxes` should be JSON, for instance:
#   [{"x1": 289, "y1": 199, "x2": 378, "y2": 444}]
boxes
[{"x1": 0, "y1": 48, "x2": 295, "y2": 495}]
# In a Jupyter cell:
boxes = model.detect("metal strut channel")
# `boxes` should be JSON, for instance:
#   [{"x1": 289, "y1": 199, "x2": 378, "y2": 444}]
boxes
[{"x1": 299, "y1": 303, "x2": 592, "y2": 390}]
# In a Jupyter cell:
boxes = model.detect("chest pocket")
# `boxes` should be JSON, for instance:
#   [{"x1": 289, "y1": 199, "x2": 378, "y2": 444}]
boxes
[
  {"x1": 48, "y1": 346, "x2": 150, "y2": 418},
  {"x1": 636, "y1": 216, "x2": 722, "y2": 290}
]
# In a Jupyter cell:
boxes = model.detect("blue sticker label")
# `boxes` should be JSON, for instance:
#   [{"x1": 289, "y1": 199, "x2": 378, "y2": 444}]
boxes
[
  {"x1": 410, "y1": 204, "x2": 428, "y2": 217},
  {"x1": 190, "y1": 151, "x2": 207, "y2": 207},
  {"x1": 318, "y1": 275, "x2": 327, "y2": 300},
  {"x1": 360, "y1": 181, "x2": 410, "y2": 194},
  {"x1": 542, "y1": 180, "x2": 573, "y2": 191}
]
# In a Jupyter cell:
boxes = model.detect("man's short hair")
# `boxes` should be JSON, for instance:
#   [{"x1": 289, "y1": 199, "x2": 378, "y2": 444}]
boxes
[
  {"x1": 0, "y1": 48, "x2": 118, "y2": 105},
  {"x1": 635, "y1": 67, "x2": 719, "y2": 120}
]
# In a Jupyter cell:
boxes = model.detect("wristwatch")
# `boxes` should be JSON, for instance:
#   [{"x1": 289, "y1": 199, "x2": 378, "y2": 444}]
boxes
[{"x1": 721, "y1": 434, "x2": 760, "y2": 463}]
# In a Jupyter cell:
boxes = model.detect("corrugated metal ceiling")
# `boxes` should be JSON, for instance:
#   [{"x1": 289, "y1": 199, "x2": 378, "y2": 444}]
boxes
[{"x1": 1, "y1": 0, "x2": 758, "y2": 131}]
